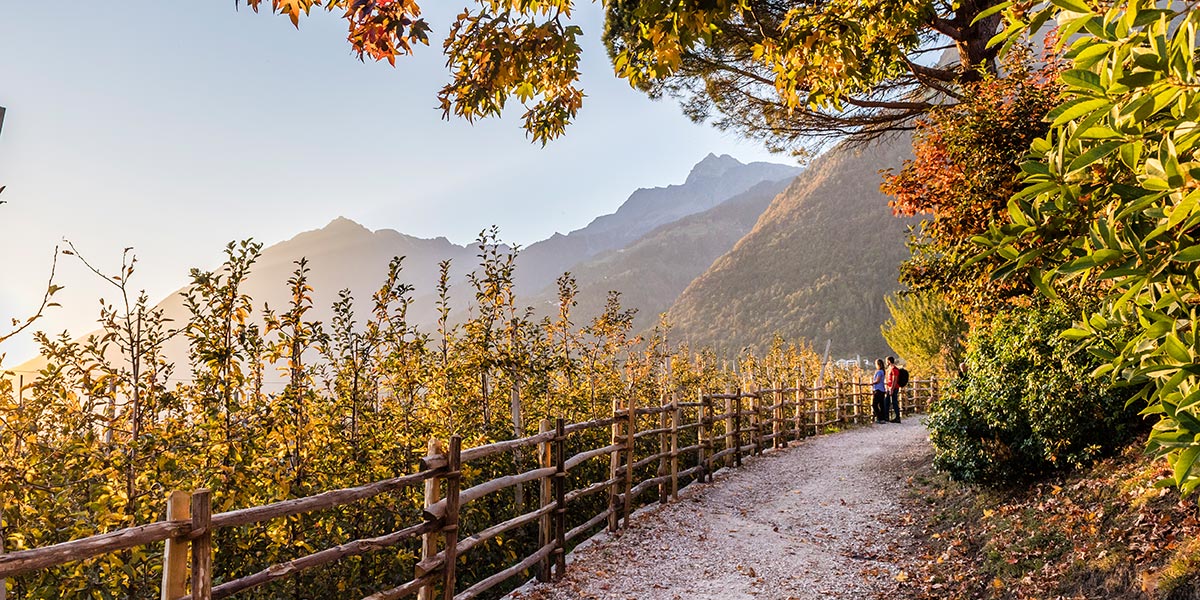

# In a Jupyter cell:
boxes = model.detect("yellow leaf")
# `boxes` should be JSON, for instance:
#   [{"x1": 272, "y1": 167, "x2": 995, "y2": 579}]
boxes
[
  {"x1": 992, "y1": 578, "x2": 1005, "y2": 589},
  {"x1": 895, "y1": 571, "x2": 909, "y2": 582}
]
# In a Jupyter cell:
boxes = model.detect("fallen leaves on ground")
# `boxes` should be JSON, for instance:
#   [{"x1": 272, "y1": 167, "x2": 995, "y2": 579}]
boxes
[{"x1": 897, "y1": 443, "x2": 1200, "y2": 599}]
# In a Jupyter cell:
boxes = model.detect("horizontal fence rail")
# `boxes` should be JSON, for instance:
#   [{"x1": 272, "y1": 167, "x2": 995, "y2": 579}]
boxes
[{"x1": 0, "y1": 377, "x2": 940, "y2": 599}]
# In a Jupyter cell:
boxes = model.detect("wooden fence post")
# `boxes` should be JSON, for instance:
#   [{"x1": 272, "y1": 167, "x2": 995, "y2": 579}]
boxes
[
  {"x1": 733, "y1": 388, "x2": 743, "y2": 467},
  {"x1": 537, "y1": 420, "x2": 553, "y2": 582},
  {"x1": 553, "y1": 418, "x2": 567, "y2": 579},
  {"x1": 441, "y1": 436, "x2": 462, "y2": 600},
  {"x1": 835, "y1": 381, "x2": 844, "y2": 425},
  {"x1": 774, "y1": 384, "x2": 784, "y2": 449},
  {"x1": 867, "y1": 380, "x2": 873, "y2": 423},
  {"x1": 909, "y1": 379, "x2": 916, "y2": 414},
  {"x1": 752, "y1": 392, "x2": 763, "y2": 456},
  {"x1": 905, "y1": 381, "x2": 913, "y2": 417},
  {"x1": 723, "y1": 386, "x2": 734, "y2": 469},
  {"x1": 608, "y1": 395, "x2": 622, "y2": 533},
  {"x1": 161, "y1": 490, "x2": 191, "y2": 600},
  {"x1": 700, "y1": 392, "x2": 712, "y2": 483},
  {"x1": 748, "y1": 383, "x2": 761, "y2": 456},
  {"x1": 811, "y1": 386, "x2": 820, "y2": 436},
  {"x1": 190, "y1": 489, "x2": 212, "y2": 600},
  {"x1": 794, "y1": 378, "x2": 803, "y2": 443},
  {"x1": 853, "y1": 381, "x2": 861, "y2": 424},
  {"x1": 622, "y1": 392, "x2": 637, "y2": 527},
  {"x1": 670, "y1": 393, "x2": 680, "y2": 501},
  {"x1": 418, "y1": 439, "x2": 444, "y2": 600},
  {"x1": 657, "y1": 390, "x2": 669, "y2": 505},
  {"x1": 914, "y1": 378, "x2": 922, "y2": 413},
  {"x1": 916, "y1": 374, "x2": 926, "y2": 412}
]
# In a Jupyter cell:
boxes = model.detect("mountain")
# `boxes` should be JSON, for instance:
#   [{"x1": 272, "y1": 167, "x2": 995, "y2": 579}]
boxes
[
  {"x1": 515, "y1": 154, "x2": 802, "y2": 292},
  {"x1": 12, "y1": 219, "x2": 485, "y2": 376},
  {"x1": 666, "y1": 134, "x2": 917, "y2": 359},
  {"x1": 525, "y1": 178, "x2": 795, "y2": 332},
  {"x1": 154, "y1": 153, "x2": 800, "y2": 354},
  {"x1": 13, "y1": 154, "x2": 801, "y2": 374},
  {"x1": 210, "y1": 216, "x2": 481, "y2": 324},
  {"x1": 252, "y1": 217, "x2": 477, "y2": 296}
]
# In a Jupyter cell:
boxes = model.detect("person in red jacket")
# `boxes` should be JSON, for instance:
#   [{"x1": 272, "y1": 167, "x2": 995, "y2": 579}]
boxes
[{"x1": 885, "y1": 356, "x2": 901, "y2": 423}]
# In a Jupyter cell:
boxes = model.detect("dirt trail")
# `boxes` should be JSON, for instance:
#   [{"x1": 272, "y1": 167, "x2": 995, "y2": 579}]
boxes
[{"x1": 508, "y1": 420, "x2": 931, "y2": 600}]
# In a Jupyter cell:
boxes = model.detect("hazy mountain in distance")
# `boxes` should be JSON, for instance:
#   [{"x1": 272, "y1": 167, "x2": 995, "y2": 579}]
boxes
[
  {"x1": 525, "y1": 178, "x2": 795, "y2": 333},
  {"x1": 515, "y1": 154, "x2": 802, "y2": 292},
  {"x1": 14, "y1": 218, "x2": 484, "y2": 376},
  {"x1": 185, "y1": 218, "x2": 487, "y2": 358},
  {"x1": 666, "y1": 134, "x2": 917, "y2": 359},
  {"x1": 13, "y1": 153, "x2": 801, "y2": 374}
]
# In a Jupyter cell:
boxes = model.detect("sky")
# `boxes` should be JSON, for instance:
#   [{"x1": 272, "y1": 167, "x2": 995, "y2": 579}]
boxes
[{"x1": 0, "y1": 3, "x2": 786, "y2": 362}]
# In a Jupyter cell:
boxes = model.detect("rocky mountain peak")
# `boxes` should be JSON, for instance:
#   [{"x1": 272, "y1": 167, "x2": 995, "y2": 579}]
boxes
[
  {"x1": 685, "y1": 153, "x2": 744, "y2": 184},
  {"x1": 323, "y1": 216, "x2": 372, "y2": 234}
]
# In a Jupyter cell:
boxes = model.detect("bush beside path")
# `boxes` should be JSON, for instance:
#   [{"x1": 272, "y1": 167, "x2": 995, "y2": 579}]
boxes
[{"x1": 509, "y1": 420, "x2": 932, "y2": 600}]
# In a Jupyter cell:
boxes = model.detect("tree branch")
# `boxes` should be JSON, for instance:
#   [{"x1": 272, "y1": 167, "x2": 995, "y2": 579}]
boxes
[
  {"x1": 0, "y1": 246, "x2": 61, "y2": 347},
  {"x1": 928, "y1": 16, "x2": 963, "y2": 40}
]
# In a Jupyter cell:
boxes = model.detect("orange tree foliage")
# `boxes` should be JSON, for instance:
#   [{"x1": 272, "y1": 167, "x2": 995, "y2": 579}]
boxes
[
  {"x1": 882, "y1": 49, "x2": 1064, "y2": 321},
  {"x1": 0, "y1": 232, "x2": 844, "y2": 598},
  {"x1": 238, "y1": 0, "x2": 1011, "y2": 150}
]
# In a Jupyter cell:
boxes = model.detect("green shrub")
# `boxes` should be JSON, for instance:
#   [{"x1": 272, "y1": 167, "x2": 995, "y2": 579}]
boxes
[{"x1": 927, "y1": 305, "x2": 1141, "y2": 484}]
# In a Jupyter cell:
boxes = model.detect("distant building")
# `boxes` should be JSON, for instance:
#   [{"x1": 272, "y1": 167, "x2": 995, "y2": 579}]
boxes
[{"x1": 833, "y1": 357, "x2": 865, "y2": 369}]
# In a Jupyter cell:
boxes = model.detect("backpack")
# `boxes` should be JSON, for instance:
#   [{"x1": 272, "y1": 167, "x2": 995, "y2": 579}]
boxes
[{"x1": 897, "y1": 367, "x2": 910, "y2": 388}]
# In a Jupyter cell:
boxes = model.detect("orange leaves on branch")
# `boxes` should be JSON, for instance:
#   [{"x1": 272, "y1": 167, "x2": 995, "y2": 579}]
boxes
[
  {"x1": 880, "y1": 47, "x2": 1064, "y2": 320},
  {"x1": 240, "y1": 0, "x2": 586, "y2": 140},
  {"x1": 342, "y1": 0, "x2": 431, "y2": 63},
  {"x1": 242, "y1": 0, "x2": 430, "y2": 65}
]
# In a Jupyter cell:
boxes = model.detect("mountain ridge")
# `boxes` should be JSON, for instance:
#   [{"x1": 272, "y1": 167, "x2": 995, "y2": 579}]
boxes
[
  {"x1": 514, "y1": 156, "x2": 802, "y2": 291},
  {"x1": 524, "y1": 177, "x2": 795, "y2": 331},
  {"x1": 667, "y1": 134, "x2": 917, "y2": 358},
  {"x1": 12, "y1": 154, "x2": 802, "y2": 371}
]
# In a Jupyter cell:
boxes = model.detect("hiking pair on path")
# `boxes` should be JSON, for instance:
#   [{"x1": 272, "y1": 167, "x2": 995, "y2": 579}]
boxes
[{"x1": 872, "y1": 357, "x2": 904, "y2": 424}]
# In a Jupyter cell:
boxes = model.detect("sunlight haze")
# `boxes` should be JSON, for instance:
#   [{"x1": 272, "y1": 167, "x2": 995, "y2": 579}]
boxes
[{"x1": 0, "y1": 3, "x2": 783, "y2": 361}]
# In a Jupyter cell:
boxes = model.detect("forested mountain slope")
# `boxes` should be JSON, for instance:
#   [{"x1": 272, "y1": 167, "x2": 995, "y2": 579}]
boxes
[
  {"x1": 667, "y1": 135, "x2": 916, "y2": 358},
  {"x1": 514, "y1": 154, "x2": 801, "y2": 292},
  {"x1": 526, "y1": 178, "x2": 794, "y2": 332}
]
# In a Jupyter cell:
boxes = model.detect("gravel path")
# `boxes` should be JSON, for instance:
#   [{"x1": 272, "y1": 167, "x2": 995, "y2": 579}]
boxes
[{"x1": 507, "y1": 419, "x2": 931, "y2": 600}]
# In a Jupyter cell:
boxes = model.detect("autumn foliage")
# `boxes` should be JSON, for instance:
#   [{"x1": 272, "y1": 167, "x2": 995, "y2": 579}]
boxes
[
  {"x1": 903, "y1": 443, "x2": 1200, "y2": 599},
  {"x1": 0, "y1": 232, "x2": 839, "y2": 598},
  {"x1": 882, "y1": 48, "x2": 1063, "y2": 321}
]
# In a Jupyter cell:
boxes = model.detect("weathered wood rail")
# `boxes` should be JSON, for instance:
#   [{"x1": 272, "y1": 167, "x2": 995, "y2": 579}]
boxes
[{"x1": 0, "y1": 377, "x2": 939, "y2": 599}]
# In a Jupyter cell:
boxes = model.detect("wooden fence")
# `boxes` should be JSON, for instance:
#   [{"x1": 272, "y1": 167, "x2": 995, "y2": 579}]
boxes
[{"x1": 0, "y1": 377, "x2": 939, "y2": 600}]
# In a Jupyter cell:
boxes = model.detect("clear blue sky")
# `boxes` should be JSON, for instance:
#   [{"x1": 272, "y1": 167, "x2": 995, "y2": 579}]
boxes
[{"x1": 0, "y1": 3, "x2": 786, "y2": 361}]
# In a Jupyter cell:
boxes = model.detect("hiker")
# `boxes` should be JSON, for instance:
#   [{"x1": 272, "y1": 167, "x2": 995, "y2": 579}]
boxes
[
  {"x1": 885, "y1": 356, "x2": 901, "y2": 423},
  {"x1": 872, "y1": 359, "x2": 887, "y2": 424}
]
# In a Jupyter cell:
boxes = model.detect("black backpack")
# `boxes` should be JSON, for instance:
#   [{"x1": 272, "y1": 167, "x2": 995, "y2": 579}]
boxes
[{"x1": 897, "y1": 367, "x2": 910, "y2": 388}]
